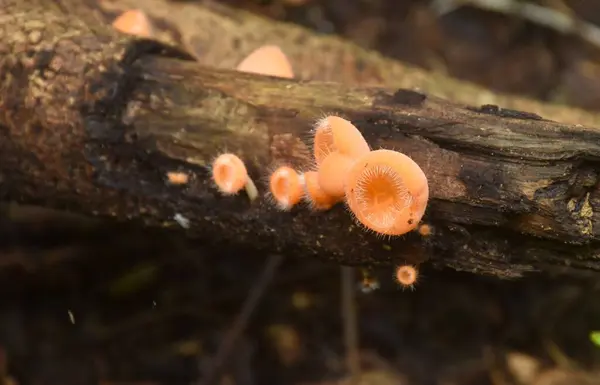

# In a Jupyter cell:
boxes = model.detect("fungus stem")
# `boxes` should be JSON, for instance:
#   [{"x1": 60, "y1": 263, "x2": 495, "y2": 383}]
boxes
[{"x1": 244, "y1": 177, "x2": 259, "y2": 202}]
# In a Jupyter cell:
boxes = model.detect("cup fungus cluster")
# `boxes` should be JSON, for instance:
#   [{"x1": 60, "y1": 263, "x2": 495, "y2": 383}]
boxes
[
  {"x1": 150, "y1": 42, "x2": 430, "y2": 237},
  {"x1": 311, "y1": 116, "x2": 430, "y2": 237},
  {"x1": 210, "y1": 115, "x2": 429, "y2": 239}
]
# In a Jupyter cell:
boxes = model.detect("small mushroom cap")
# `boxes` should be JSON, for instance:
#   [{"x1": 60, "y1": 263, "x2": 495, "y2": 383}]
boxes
[
  {"x1": 395, "y1": 265, "x2": 419, "y2": 287},
  {"x1": 211, "y1": 154, "x2": 249, "y2": 195},
  {"x1": 317, "y1": 151, "x2": 354, "y2": 200},
  {"x1": 303, "y1": 171, "x2": 336, "y2": 210},
  {"x1": 112, "y1": 9, "x2": 153, "y2": 38},
  {"x1": 313, "y1": 116, "x2": 370, "y2": 165},
  {"x1": 418, "y1": 223, "x2": 432, "y2": 236},
  {"x1": 269, "y1": 166, "x2": 303, "y2": 210},
  {"x1": 344, "y1": 149, "x2": 429, "y2": 235},
  {"x1": 236, "y1": 45, "x2": 295, "y2": 79}
]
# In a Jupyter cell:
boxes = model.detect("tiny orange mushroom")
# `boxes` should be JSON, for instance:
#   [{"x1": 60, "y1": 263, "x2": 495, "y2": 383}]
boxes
[
  {"x1": 211, "y1": 153, "x2": 249, "y2": 195},
  {"x1": 269, "y1": 166, "x2": 304, "y2": 210},
  {"x1": 302, "y1": 171, "x2": 337, "y2": 211},
  {"x1": 112, "y1": 9, "x2": 154, "y2": 38},
  {"x1": 418, "y1": 224, "x2": 432, "y2": 237},
  {"x1": 317, "y1": 151, "x2": 354, "y2": 201},
  {"x1": 166, "y1": 171, "x2": 189, "y2": 185},
  {"x1": 344, "y1": 149, "x2": 429, "y2": 236},
  {"x1": 395, "y1": 265, "x2": 419, "y2": 290},
  {"x1": 236, "y1": 45, "x2": 295, "y2": 79},
  {"x1": 312, "y1": 116, "x2": 370, "y2": 166}
]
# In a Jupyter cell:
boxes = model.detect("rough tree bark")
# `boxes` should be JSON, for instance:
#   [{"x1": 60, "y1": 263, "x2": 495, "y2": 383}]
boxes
[{"x1": 2, "y1": 0, "x2": 600, "y2": 279}]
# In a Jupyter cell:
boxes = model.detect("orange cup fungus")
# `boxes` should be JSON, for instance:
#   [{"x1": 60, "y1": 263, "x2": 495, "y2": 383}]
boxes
[
  {"x1": 211, "y1": 153, "x2": 250, "y2": 195},
  {"x1": 112, "y1": 9, "x2": 154, "y2": 38},
  {"x1": 166, "y1": 171, "x2": 189, "y2": 185},
  {"x1": 316, "y1": 151, "x2": 354, "y2": 201},
  {"x1": 418, "y1": 223, "x2": 432, "y2": 237},
  {"x1": 395, "y1": 265, "x2": 419, "y2": 290},
  {"x1": 269, "y1": 166, "x2": 304, "y2": 210},
  {"x1": 303, "y1": 171, "x2": 337, "y2": 211},
  {"x1": 344, "y1": 149, "x2": 429, "y2": 236},
  {"x1": 236, "y1": 45, "x2": 295, "y2": 79},
  {"x1": 312, "y1": 116, "x2": 370, "y2": 166}
]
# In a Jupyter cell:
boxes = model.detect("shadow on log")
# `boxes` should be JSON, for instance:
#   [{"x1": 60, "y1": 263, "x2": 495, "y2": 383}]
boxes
[{"x1": 2, "y1": 0, "x2": 600, "y2": 278}]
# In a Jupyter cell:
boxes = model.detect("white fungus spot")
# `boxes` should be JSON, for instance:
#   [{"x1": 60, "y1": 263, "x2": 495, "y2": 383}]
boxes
[{"x1": 174, "y1": 213, "x2": 190, "y2": 228}]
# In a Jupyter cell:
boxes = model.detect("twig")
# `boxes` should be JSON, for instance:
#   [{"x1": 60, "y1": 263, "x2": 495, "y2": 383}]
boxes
[{"x1": 198, "y1": 253, "x2": 285, "y2": 385}]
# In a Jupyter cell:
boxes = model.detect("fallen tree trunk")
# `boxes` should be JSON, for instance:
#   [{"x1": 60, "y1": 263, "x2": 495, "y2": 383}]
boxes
[
  {"x1": 2, "y1": 0, "x2": 600, "y2": 279},
  {"x1": 90, "y1": 0, "x2": 600, "y2": 127}
]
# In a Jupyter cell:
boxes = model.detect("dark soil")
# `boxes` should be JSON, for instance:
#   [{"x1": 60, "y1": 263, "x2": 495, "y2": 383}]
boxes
[{"x1": 1, "y1": 203, "x2": 599, "y2": 385}]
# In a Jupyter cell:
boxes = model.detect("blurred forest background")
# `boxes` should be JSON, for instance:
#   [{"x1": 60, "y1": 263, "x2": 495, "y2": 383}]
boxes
[{"x1": 1, "y1": 1, "x2": 600, "y2": 385}]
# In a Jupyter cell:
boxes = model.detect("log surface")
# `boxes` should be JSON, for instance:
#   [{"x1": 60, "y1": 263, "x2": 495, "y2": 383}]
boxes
[{"x1": 2, "y1": 0, "x2": 600, "y2": 278}]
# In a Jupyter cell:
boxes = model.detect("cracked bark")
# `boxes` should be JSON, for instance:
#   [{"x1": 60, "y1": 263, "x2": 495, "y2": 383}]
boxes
[{"x1": 2, "y1": 0, "x2": 600, "y2": 278}]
